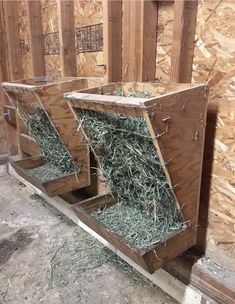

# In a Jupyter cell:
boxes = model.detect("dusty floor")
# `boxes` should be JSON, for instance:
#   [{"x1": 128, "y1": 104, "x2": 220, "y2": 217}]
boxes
[{"x1": 0, "y1": 167, "x2": 177, "y2": 304}]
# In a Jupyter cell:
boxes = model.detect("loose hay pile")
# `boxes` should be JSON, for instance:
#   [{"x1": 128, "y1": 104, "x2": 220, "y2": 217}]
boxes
[
  {"x1": 25, "y1": 108, "x2": 79, "y2": 181},
  {"x1": 75, "y1": 89, "x2": 186, "y2": 250}
]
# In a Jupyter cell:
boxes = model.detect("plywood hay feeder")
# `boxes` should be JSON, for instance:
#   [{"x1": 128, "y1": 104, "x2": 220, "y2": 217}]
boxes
[
  {"x1": 2, "y1": 76, "x2": 103, "y2": 197},
  {"x1": 65, "y1": 82, "x2": 208, "y2": 273}
]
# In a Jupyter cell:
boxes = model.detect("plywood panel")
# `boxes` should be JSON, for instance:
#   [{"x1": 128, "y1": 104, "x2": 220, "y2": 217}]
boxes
[
  {"x1": 41, "y1": 1, "x2": 61, "y2": 78},
  {"x1": 192, "y1": 0, "x2": 235, "y2": 270},
  {"x1": 74, "y1": 0, "x2": 103, "y2": 28},
  {"x1": 17, "y1": 2, "x2": 32, "y2": 78},
  {"x1": 76, "y1": 52, "x2": 104, "y2": 77},
  {"x1": 74, "y1": 0, "x2": 104, "y2": 77},
  {"x1": 155, "y1": 1, "x2": 173, "y2": 81}
]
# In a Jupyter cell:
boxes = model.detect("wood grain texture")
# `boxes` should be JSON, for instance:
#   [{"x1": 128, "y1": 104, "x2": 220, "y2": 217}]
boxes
[
  {"x1": 170, "y1": 0, "x2": 198, "y2": 82},
  {"x1": 11, "y1": 155, "x2": 87, "y2": 197},
  {"x1": 19, "y1": 133, "x2": 41, "y2": 156},
  {"x1": 103, "y1": 0, "x2": 122, "y2": 82},
  {"x1": 26, "y1": 0, "x2": 46, "y2": 77},
  {"x1": 57, "y1": 0, "x2": 77, "y2": 77},
  {"x1": 3, "y1": 0, "x2": 23, "y2": 80},
  {"x1": 122, "y1": 0, "x2": 157, "y2": 81}
]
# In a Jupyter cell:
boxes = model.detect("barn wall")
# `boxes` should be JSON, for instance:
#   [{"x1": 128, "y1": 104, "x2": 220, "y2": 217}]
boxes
[
  {"x1": 1, "y1": 0, "x2": 234, "y2": 272},
  {"x1": 74, "y1": 0, "x2": 104, "y2": 77},
  {"x1": 157, "y1": 0, "x2": 235, "y2": 270}
]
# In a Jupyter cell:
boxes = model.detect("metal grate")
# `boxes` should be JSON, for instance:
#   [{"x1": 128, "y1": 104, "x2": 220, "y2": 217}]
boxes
[
  {"x1": 76, "y1": 23, "x2": 103, "y2": 53},
  {"x1": 43, "y1": 31, "x2": 60, "y2": 55},
  {"x1": 20, "y1": 38, "x2": 30, "y2": 55},
  {"x1": 42, "y1": 23, "x2": 103, "y2": 55}
]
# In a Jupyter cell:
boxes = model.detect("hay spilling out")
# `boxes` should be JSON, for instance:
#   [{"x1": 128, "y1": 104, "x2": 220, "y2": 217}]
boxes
[
  {"x1": 25, "y1": 107, "x2": 79, "y2": 181},
  {"x1": 76, "y1": 97, "x2": 186, "y2": 250}
]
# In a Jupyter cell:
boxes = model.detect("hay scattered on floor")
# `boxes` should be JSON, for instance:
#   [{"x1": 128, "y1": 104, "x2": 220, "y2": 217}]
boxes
[
  {"x1": 76, "y1": 106, "x2": 185, "y2": 250},
  {"x1": 26, "y1": 108, "x2": 79, "y2": 179}
]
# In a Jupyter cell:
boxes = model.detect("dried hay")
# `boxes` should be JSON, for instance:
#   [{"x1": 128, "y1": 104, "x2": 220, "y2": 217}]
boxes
[{"x1": 75, "y1": 89, "x2": 186, "y2": 250}]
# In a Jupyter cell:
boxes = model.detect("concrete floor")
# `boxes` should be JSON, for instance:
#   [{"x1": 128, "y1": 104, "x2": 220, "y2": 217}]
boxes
[{"x1": 0, "y1": 166, "x2": 177, "y2": 304}]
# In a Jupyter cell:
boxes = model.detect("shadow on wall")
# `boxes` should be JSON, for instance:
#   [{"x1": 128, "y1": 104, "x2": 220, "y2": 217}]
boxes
[{"x1": 196, "y1": 103, "x2": 218, "y2": 254}]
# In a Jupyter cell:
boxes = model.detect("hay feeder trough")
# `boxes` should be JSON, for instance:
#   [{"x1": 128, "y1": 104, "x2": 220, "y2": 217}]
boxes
[
  {"x1": 65, "y1": 82, "x2": 208, "y2": 273},
  {"x1": 2, "y1": 76, "x2": 103, "y2": 197}
]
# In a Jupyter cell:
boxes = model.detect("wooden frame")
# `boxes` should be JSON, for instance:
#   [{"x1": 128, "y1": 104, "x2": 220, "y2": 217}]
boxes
[
  {"x1": 2, "y1": 76, "x2": 103, "y2": 196},
  {"x1": 65, "y1": 82, "x2": 208, "y2": 273}
]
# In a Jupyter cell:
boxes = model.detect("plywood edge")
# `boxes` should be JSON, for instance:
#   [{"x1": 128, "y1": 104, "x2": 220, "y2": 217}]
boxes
[{"x1": 7, "y1": 163, "x2": 218, "y2": 304}]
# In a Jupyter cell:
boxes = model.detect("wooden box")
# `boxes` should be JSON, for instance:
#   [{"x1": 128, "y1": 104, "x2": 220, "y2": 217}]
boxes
[
  {"x1": 65, "y1": 82, "x2": 208, "y2": 273},
  {"x1": 2, "y1": 76, "x2": 103, "y2": 196}
]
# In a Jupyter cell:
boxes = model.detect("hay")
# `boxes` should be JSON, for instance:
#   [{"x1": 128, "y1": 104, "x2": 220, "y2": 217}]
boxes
[
  {"x1": 76, "y1": 102, "x2": 185, "y2": 250},
  {"x1": 26, "y1": 107, "x2": 79, "y2": 178},
  {"x1": 26, "y1": 163, "x2": 70, "y2": 182}
]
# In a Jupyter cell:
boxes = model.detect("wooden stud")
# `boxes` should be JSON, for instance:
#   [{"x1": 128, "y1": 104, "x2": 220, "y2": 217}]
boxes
[
  {"x1": 122, "y1": 0, "x2": 158, "y2": 82},
  {"x1": 57, "y1": 0, "x2": 77, "y2": 77},
  {"x1": 103, "y1": 0, "x2": 122, "y2": 82},
  {"x1": 26, "y1": 0, "x2": 46, "y2": 77},
  {"x1": 170, "y1": 0, "x2": 198, "y2": 83},
  {"x1": 3, "y1": 0, "x2": 23, "y2": 80},
  {"x1": 1, "y1": 1, "x2": 20, "y2": 156}
]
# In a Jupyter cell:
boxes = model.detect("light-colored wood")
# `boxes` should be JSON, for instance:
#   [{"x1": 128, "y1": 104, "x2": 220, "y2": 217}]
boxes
[
  {"x1": 170, "y1": 0, "x2": 198, "y2": 83},
  {"x1": 1, "y1": 0, "x2": 22, "y2": 156},
  {"x1": 66, "y1": 92, "x2": 148, "y2": 117},
  {"x1": 3, "y1": 0, "x2": 23, "y2": 80},
  {"x1": 122, "y1": 0, "x2": 157, "y2": 81},
  {"x1": 57, "y1": 0, "x2": 77, "y2": 77},
  {"x1": 7, "y1": 163, "x2": 218, "y2": 304},
  {"x1": 26, "y1": 0, "x2": 46, "y2": 77},
  {"x1": 66, "y1": 82, "x2": 208, "y2": 273},
  {"x1": 103, "y1": 0, "x2": 122, "y2": 82},
  {"x1": 19, "y1": 133, "x2": 41, "y2": 156}
]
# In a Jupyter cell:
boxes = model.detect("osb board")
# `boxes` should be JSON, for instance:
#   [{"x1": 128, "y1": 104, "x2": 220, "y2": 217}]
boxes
[
  {"x1": 41, "y1": 1, "x2": 59, "y2": 33},
  {"x1": 192, "y1": 0, "x2": 235, "y2": 271},
  {"x1": 17, "y1": 12, "x2": 32, "y2": 79},
  {"x1": 74, "y1": 0, "x2": 103, "y2": 27},
  {"x1": 155, "y1": 1, "x2": 173, "y2": 81},
  {"x1": 41, "y1": 1, "x2": 61, "y2": 78},
  {"x1": 155, "y1": 0, "x2": 235, "y2": 271},
  {"x1": 76, "y1": 52, "x2": 104, "y2": 77}
]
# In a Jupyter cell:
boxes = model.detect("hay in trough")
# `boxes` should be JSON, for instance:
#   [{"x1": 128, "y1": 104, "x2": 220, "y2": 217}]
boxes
[
  {"x1": 76, "y1": 92, "x2": 186, "y2": 250},
  {"x1": 25, "y1": 107, "x2": 79, "y2": 180}
]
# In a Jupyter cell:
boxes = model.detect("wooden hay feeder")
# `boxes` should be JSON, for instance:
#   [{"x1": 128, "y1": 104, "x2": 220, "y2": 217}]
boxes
[
  {"x1": 2, "y1": 76, "x2": 103, "y2": 197},
  {"x1": 65, "y1": 82, "x2": 208, "y2": 273}
]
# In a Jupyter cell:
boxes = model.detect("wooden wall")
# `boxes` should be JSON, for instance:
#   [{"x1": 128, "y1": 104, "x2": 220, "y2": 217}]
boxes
[{"x1": 156, "y1": 0, "x2": 235, "y2": 271}]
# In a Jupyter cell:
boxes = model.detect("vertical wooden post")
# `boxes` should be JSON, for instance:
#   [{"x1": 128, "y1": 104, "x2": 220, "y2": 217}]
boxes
[
  {"x1": 3, "y1": 0, "x2": 23, "y2": 80},
  {"x1": 57, "y1": 0, "x2": 77, "y2": 77},
  {"x1": 26, "y1": 0, "x2": 46, "y2": 77},
  {"x1": 103, "y1": 0, "x2": 122, "y2": 82},
  {"x1": 2, "y1": 0, "x2": 23, "y2": 156},
  {"x1": 122, "y1": 0, "x2": 157, "y2": 82},
  {"x1": 170, "y1": 0, "x2": 198, "y2": 83}
]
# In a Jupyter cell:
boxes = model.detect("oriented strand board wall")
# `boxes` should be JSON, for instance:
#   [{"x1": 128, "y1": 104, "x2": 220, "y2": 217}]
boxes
[
  {"x1": 157, "y1": 0, "x2": 235, "y2": 270},
  {"x1": 17, "y1": 0, "x2": 32, "y2": 78},
  {"x1": 156, "y1": 1, "x2": 173, "y2": 81},
  {"x1": 192, "y1": 0, "x2": 235, "y2": 270},
  {"x1": 41, "y1": 0, "x2": 61, "y2": 78},
  {"x1": 74, "y1": 0, "x2": 104, "y2": 77}
]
